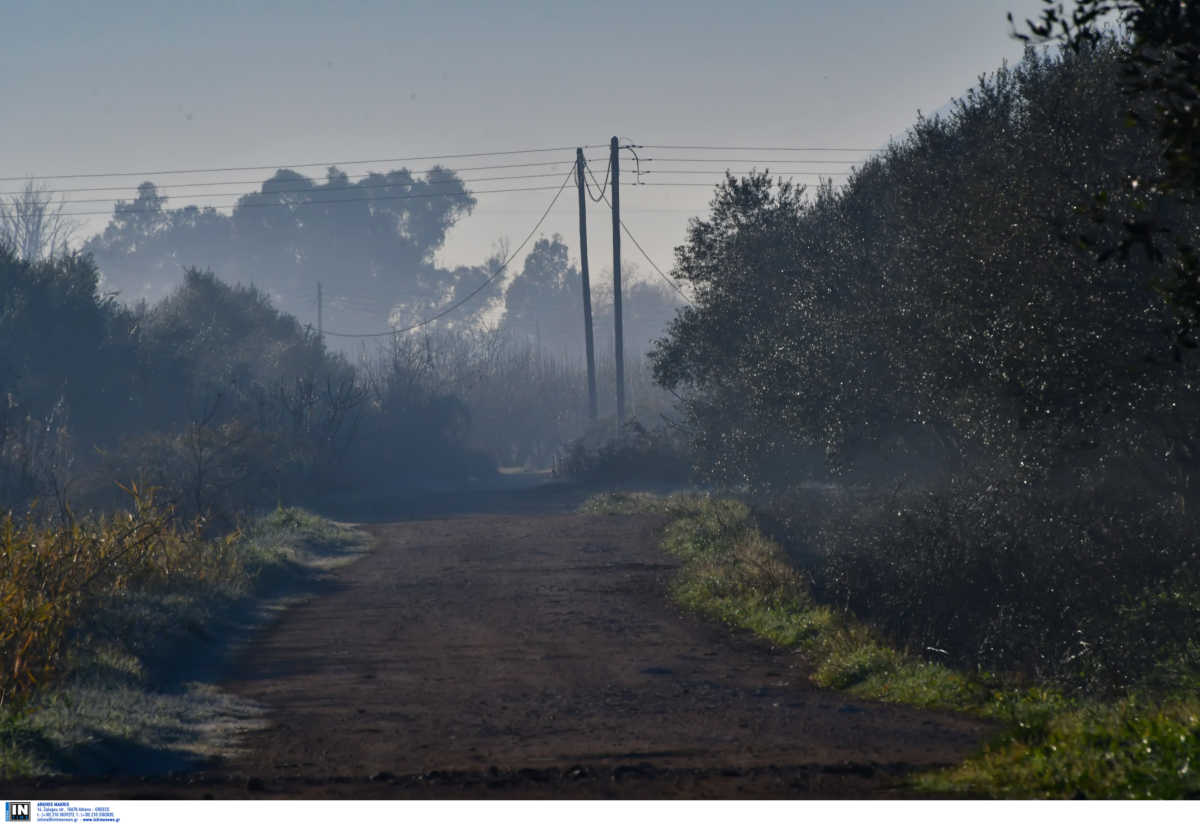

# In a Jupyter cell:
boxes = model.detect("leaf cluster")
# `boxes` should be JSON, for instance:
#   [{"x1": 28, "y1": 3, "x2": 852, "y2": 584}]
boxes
[
  {"x1": 653, "y1": 41, "x2": 1200, "y2": 492},
  {"x1": 0, "y1": 486, "x2": 238, "y2": 708}
]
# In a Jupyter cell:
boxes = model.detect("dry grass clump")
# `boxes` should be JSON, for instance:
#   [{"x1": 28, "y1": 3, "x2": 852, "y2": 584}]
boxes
[{"x1": 0, "y1": 485, "x2": 240, "y2": 707}]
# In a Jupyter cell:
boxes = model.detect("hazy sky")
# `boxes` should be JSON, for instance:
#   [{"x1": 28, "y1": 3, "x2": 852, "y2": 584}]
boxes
[{"x1": 3, "y1": 0, "x2": 1049, "y2": 305}]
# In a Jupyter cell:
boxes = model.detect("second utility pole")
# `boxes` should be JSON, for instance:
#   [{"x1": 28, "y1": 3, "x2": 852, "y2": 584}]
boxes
[
  {"x1": 576, "y1": 149, "x2": 598, "y2": 420},
  {"x1": 610, "y1": 136, "x2": 625, "y2": 428}
]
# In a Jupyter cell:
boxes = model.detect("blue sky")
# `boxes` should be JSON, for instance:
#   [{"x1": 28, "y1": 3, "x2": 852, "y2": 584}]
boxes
[{"x1": 2, "y1": 0, "x2": 1049, "y2": 292}]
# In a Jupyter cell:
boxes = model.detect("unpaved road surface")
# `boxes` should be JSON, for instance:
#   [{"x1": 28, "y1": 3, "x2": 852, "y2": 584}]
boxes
[{"x1": 13, "y1": 495, "x2": 993, "y2": 798}]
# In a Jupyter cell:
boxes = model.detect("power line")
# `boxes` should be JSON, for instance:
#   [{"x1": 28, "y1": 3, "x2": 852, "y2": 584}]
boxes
[
  {"x1": 0, "y1": 158, "x2": 615, "y2": 197},
  {"x1": 584, "y1": 159, "x2": 609, "y2": 203},
  {"x1": 54, "y1": 183, "x2": 568, "y2": 218},
  {"x1": 638, "y1": 170, "x2": 851, "y2": 177},
  {"x1": 39, "y1": 171, "x2": 586, "y2": 207},
  {"x1": 640, "y1": 144, "x2": 879, "y2": 152},
  {"x1": 633, "y1": 181, "x2": 848, "y2": 187},
  {"x1": 30, "y1": 168, "x2": 852, "y2": 210},
  {"x1": 582, "y1": 164, "x2": 692, "y2": 304},
  {"x1": 2, "y1": 145, "x2": 876, "y2": 185},
  {"x1": 583, "y1": 156, "x2": 611, "y2": 203},
  {"x1": 0, "y1": 144, "x2": 609, "y2": 182},
  {"x1": 2, "y1": 158, "x2": 861, "y2": 198},
  {"x1": 322, "y1": 166, "x2": 576, "y2": 338},
  {"x1": 621, "y1": 218, "x2": 692, "y2": 304},
  {"x1": 639, "y1": 157, "x2": 865, "y2": 164}
]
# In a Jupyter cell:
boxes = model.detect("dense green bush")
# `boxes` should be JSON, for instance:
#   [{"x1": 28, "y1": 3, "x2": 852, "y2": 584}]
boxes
[
  {"x1": 650, "y1": 40, "x2": 1200, "y2": 694},
  {"x1": 653, "y1": 42, "x2": 1200, "y2": 492},
  {"x1": 0, "y1": 254, "x2": 496, "y2": 518},
  {"x1": 789, "y1": 477, "x2": 1200, "y2": 691},
  {"x1": 556, "y1": 419, "x2": 693, "y2": 485}
]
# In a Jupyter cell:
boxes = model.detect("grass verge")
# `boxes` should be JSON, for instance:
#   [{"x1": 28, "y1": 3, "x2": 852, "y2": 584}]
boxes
[
  {"x1": 0, "y1": 505, "x2": 370, "y2": 779},
  {"x1": 582, "y1": 491, "x2": 1200, "y2": 799}
]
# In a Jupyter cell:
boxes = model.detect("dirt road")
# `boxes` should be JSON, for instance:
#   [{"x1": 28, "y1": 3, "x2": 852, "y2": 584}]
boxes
[{"x1": 15, "y1": 494, "x2": 993, "y2": 798}]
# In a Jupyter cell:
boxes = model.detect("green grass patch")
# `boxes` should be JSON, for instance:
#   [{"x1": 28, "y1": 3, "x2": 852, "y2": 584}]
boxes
[
  {"x1": 919, "y1": 696, "x2": 1200, "y2": 799},
  {"x1": 651, "y1": 492, "x2": 979, "y2": 710},
  {"x1": 601, "y1": 490, "x2": 1199, "y2": 798},
  {"x1": 579, "y1": 491, "x2": 683, "y2": 516},
  {"x1": 0, "y1": 505, "x2": 370, "y2": 779}
]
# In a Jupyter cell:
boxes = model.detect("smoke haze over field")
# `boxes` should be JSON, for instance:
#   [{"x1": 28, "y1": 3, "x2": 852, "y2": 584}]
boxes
[{"x1": 3, "y1": 1, "x2": 1048, "y2": 298}]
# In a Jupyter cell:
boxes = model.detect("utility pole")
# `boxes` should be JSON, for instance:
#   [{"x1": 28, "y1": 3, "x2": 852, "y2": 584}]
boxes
[
  {"x1": 610, "y1": 136, "x2": 625, "y2": 428},
  {"x1": 317, "y1": 281, "x2": 323, "y2": 343},
  {"x1": 576, "y1": 148, "x2": 598, "y2": 421}
]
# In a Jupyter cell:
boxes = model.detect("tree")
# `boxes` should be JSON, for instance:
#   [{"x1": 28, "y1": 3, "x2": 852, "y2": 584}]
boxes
[
  {"x1": 83, "y1": 166, "x2": 477, "y2": 332},
  {"x1": 652, "y1": 44, "x2": 1200, "y2": 493},
  {"x1": 84, "y1": 182, "x2": 229, "y2": 304},
  {"x1": 1013, "y1": 2, "x2": 1200, "y2": 337},
  {"x1": 0, "y1": 180, "x2": 77, "y2": 263},
  {"x1": 499, "y1": 235, "x2": 582, "y2": 354}
]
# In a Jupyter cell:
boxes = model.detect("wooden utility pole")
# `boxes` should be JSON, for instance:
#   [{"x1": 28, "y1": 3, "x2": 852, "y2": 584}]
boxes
[
  {"x1": 610, "y1": 136, "x2": 625, "y2": 427},
  {"x1": 317, "y1": 281, "x2": 323, "y2": 343},
  {"x1": 576, "y1": 148, "x2": 599, "y2": 420}
]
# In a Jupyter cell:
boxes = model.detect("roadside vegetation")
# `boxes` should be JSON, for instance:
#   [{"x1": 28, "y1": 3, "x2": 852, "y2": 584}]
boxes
[
  {"x1": 0, "y1": 501, "x2": 368, "y2": 778},
  {"x1": 5, "y1": 0, "x2": 1198, "y2": 800},
  {"x1": 555, "y1": 420, "x2": 693, "y2": 487},
  {"x1": 599, "y1": 10, "x2": 1200, "y2": 799},
  {"x1": 0, "y1": 134, "x2": 680, "y2": 782},
  {"x1": 584, "y1": 491, "x2": 1200, "y2": 799}
]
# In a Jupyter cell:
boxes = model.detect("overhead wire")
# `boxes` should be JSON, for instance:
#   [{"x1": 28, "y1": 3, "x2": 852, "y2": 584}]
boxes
[
  {"x1": 0, "y1": 144, "x2": 609, "y2": 182},
  {"x1": 583, "y1": 155, "x2": 611, "y2": 203},
  {"x1": 583, "y1": 159, "x2": 693, "y2": 304},
  {"x1": 53, "y1": 183, "x2": 569, "y2": 219},
  {"x1": 2, "y1": 147, "x2": 876, "y2": 188},
  {"x1": 321, "y1": 166, "x2": 576, "y2": 338},
  {"x1": 637, "y1": 170, "x2": 851, "y2": 177},
  {"x1": 35, "y1": 167, "x2": 850, "y2": 211},
  {"x1": 40, "y1": 171, "x2": 592, "y2": 207},
  {"x1": 633, "y1": 181, "x2": 845, "y2": 187},
  {"x1": 640, "y1": 157, "x2": 864, "y2": 164},
  {"x1": 0, "y1": 158, "x2": 858, "y2": 199},
  {"x1": 620, "y1": 220, "x2": 693, "y2": 305},
  {"x1": 639, "y1": 144, "x2": 879, "y2": 152},
  {"x1": 584, "y1": 158, "x2": 609, "y2": 203},
  {"x1": 0, "y1": 158, "x2": 614, "y2": 197},
  {"x1": 13, "y1": 142, "x2": 864, "y2": 318}
]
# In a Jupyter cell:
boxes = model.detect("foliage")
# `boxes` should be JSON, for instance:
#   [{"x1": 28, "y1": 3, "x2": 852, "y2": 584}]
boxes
[
  {"x1": 0, "y1": 504, "x2": 367, "y2": 778},
  {"x1": 647, "y1": 41, "x2": 1200, "y2": 695},
  {"x1": 76, "y1": 268, "x2": 369, "y2": 520},
  {"x1": 1014, "y1": 1, "x2": 1200, "y2": 339},
  {"x1": 0, "y1": 242, "x2": 677, "y2": 512},
  {"x1": 579, "y1": 490, "x2": 678, "y2": 516},
  {"x1": 643, "y1": 492, "x2": 1200, "y2": 797},
  {"x1": 0, "y1": 180, "x2": 77, "y2": 263},
  {"x1": 0, "y1": 252, "x2": 500, "y2": 517},
  {"x1": 654, "y1": 43, "x2": 1198, "y2": 490},
  {"x1": 359, "y1": 326, "x2": 677, "y2": 469},
  {"x1": 921, "y1": 696, "x2": 1200, "y2": 799},
  {"x1": 630, "y1": 493, "x2": 984, "y2": 708},
  {"x1": 82, "y1": 166, "x2": 476, "y2": 329},
  {"x1": 0, "y1": 485, "x2": 238, "y2": 708},
  {"x1": 498, "y1": 234, "x2": 685, "y2": 364},
  {"x1": 556, "y1": 419, "x2": 693, "y2": 485},
  {"x1": 797, "y1": 478, "x2": 1200, "y2": 692},
  {"x1": 0, "y1": 247, "x2": 139, "y2": 502}
]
